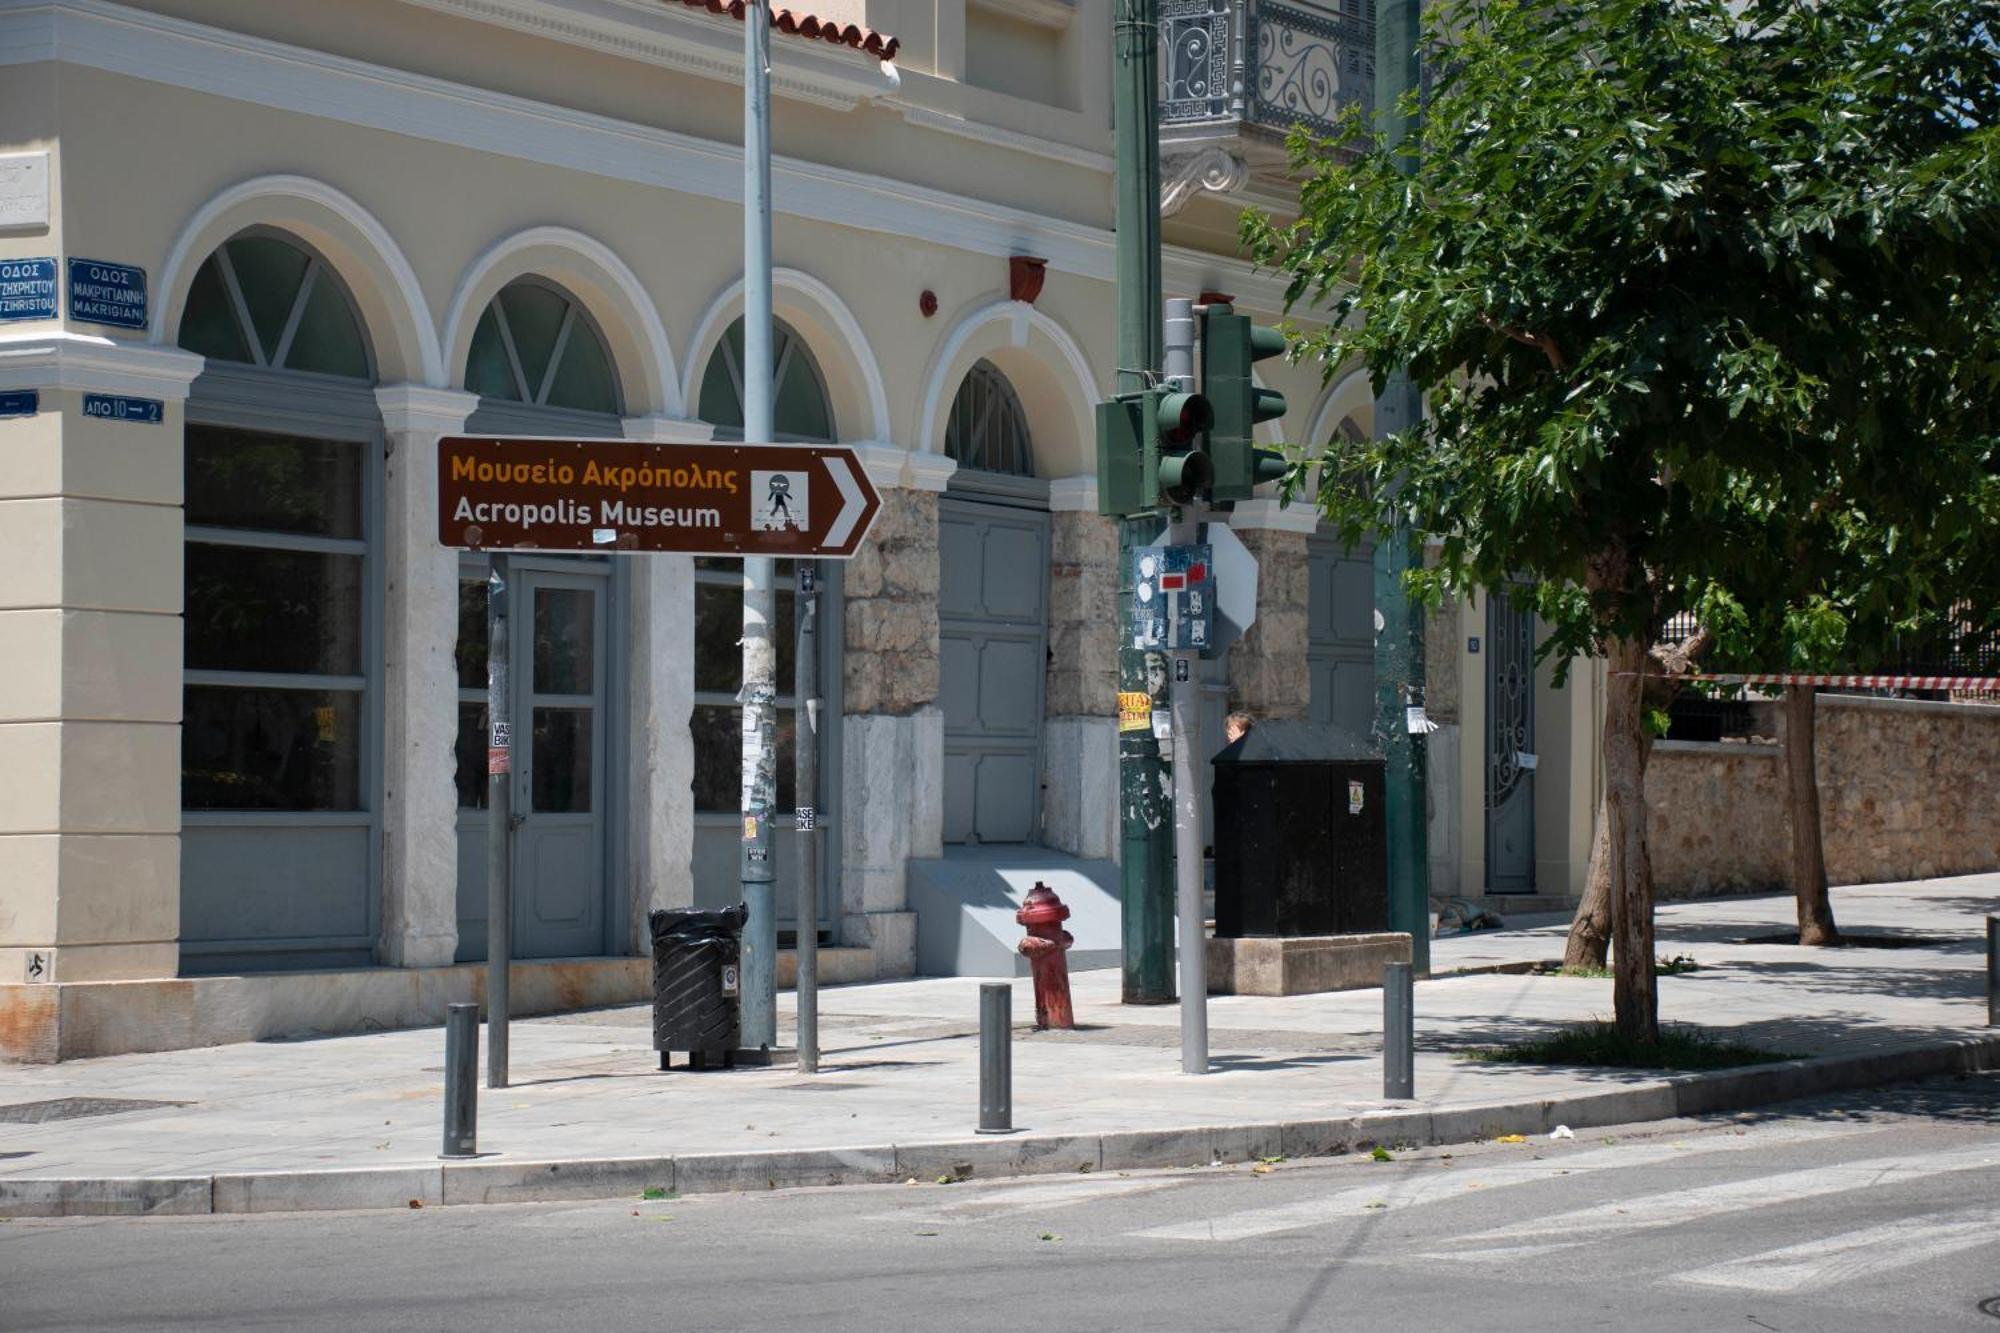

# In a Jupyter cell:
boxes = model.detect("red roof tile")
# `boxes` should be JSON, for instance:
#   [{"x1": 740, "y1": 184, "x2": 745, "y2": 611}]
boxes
[{"x1": 673, "y1": 2, "x2": 900, "y2": 62}]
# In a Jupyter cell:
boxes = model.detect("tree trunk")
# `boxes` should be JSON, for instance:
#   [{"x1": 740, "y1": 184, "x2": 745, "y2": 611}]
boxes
[
  {"x1": 1785, "y1": 685, "x2": 1839, "y2": 946},
  {"x1": 1564, "y1": 626, "x2": 1710, "y2": 970},
  {"x1": 1603, "y1": 636, "x2": 1658, "y2": 1041},
  {"x1": 1563, "y1": 796, "x2": 1613, "y2": 971}
]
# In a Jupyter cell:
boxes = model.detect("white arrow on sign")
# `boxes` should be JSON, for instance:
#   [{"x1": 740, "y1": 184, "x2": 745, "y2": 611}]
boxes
[{"x1": 821, "y1": 453, "x2": 868, "y2": 550}]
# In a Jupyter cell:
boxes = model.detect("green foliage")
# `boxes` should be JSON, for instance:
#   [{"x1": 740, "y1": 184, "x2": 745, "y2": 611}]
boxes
[
  {"x1": 1462, "y1": 1022, "x2": 1799, "y2": 1070},
  {"x1": 1244, "y1": 0, "x2": 2000, "y2": 667}
]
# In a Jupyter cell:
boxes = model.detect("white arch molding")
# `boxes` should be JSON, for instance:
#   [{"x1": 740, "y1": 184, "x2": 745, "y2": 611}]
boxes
[
  {"x1": 442, "y1": 226, "x2": 681, "y2": 418},
  {"x1": 154, "y1": 174, "x2": 442, "y2": 386},
  {"x1": 917, "y1": 298, "x2": 1101, "y2": 477},
  {"x1": 682, "y1": 269, "x2": 891, "y2": 442},
  {"x1": 1306, "y1": 364, "x2": 1377, "y2": 451}
]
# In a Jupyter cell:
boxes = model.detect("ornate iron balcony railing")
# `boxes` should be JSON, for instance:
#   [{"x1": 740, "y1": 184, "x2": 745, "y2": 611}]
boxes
[{"x1": 1161, "y1": 0, "x2": 1375, "y2": 138}]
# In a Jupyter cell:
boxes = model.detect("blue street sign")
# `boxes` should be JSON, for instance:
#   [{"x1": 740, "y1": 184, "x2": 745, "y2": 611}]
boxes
[
  {"x1": 0, "y1": 258, "x2": 58, "y2": 323},
  {"x1": 81, "y1": 393, "x2": 163, "y2": 424},
  {"x1": 0, "y1": 390, "x2": 39, "y2": 418},
  {"x1": 67, "y1": 258, "x2": 148, "y2": 330}
]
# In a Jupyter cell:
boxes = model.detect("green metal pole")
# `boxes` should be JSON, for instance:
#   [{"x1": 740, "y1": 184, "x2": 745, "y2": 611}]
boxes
[
  {"x1": 1114, "y1": 0, "x2": 1173, "y2": 1004},
  {"x1": 1373, "y1": 0, "x2": 1431, "y2": 975}
]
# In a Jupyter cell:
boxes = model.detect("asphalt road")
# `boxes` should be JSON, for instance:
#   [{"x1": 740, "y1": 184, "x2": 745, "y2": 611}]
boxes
[{"x1": 5, "y1": 1074, "x2": 1997, "y2": 1332}]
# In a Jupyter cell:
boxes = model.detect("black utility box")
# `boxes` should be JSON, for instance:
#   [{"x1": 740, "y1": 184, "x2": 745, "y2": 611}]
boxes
[
  {"x1": 648, "y1": 905, "x2": 747, "y2": 1070},
  {"x1": 1212, "y1": 721, "x2": 1389, "y2": 937}
]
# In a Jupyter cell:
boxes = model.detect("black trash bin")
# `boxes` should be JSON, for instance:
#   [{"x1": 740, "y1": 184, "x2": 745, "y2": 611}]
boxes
[
  {"x1": 1211, "y1": 720, "x2": 1388, "y2": 937},
  {"x1": 648, "y1": 905, "x2": 748, "y2": 1070}
]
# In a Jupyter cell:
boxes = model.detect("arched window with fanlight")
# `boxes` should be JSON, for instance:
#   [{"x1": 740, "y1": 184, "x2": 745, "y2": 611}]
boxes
[
  {"x1": 690, "y1": 317, "x2": 837, "y2": 928},
  {"x1": 944, "y1": 360, "x2": 1035, "y2": 478},
  {"x1": 176, "y1": 230, "x2": 383, "y2": 975},
  {"x1": 453, "y1": 278, "x2": 626, "y2": 963}
]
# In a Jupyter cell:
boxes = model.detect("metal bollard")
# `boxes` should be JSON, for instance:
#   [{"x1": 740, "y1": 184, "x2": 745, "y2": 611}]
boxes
[
  {"x1": 1988, "y1": 918, "x2": 1998, "y2": 1027},
  {"x1": 977, "y1": 982, "x2": 1013, "y2": 1134},
  {"x1": 1383, "y1": 962, "x2": 1415, "y2": 1100},
  {"x1": 443, "y1": 1002, "x2": 479, "y2": 1158}
]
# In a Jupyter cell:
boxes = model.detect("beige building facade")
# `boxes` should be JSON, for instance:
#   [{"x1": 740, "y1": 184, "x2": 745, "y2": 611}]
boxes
[{"x1": 0, "y1": 0, "x2": 1599, "y2": 1060}]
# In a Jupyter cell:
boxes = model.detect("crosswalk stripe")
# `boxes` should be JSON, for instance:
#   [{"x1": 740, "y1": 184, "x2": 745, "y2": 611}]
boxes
[
  {"x1": 1128, "y1": 1124, "x2": 1869, "y2": 1243},
  {"x1": 1428, "y1": 1141, "x2": 2000, "y2": 1256},
  {"x1": 1675, "y1": 1204, "x2": 2000, "y2": 1293},
  {"x1": 866, "y1": 1174, "x2": 1191, "y2": 1223}
]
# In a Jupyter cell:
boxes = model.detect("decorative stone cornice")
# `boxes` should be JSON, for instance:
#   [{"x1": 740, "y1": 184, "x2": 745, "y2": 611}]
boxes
[
  {"x1": 0, "y1": 332, "x2": 205, "y2": 399},
  {"x1": 1047, "y1": 473, "x2": 1099, "y2": 513},
  {"x1": 1228, "y1": 497, "x2": 1319, "y2": 535},
  {"x1": 373, "y1": 383, "x2": 480, "y2": 435},
  {"x1": 621, "y1": 413, "x2": 716, "y2": 444},
  {"x1": 1161, "y1": 144, "x2": 1250, "y2": 217},
  {"x1": 901, "y1": 449, "x2": 959, "y2": 494}
]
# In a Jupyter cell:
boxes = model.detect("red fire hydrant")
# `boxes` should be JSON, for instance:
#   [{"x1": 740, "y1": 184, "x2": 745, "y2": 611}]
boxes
[{"x1": 1016, "y1": 881, "x2": 1075, "y2": 1030}]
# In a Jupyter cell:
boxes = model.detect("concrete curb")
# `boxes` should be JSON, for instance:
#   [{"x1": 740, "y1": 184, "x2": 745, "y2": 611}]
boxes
[{"x1": 6, "y1": 1032, "x2": 1996, "y2": 1219}]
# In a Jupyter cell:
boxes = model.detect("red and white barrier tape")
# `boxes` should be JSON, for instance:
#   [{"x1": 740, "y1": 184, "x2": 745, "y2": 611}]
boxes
[{"x1": 1689, "y1": 672, "x2": 2000, "y2": 690}]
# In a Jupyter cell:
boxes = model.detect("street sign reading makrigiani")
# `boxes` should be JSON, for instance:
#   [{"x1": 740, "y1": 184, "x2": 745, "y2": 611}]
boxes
[{"x1": 437, "y1": 436, "x2": 882, "y2": 558}]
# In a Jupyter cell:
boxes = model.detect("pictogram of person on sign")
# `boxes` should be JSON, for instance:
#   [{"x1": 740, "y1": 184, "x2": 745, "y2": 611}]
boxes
[{"x1": 751, "y1": 470, "x2": 809, "y2": 532}]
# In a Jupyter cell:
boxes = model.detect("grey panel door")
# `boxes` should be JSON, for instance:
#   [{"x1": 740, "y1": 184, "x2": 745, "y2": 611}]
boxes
[
  {"x1": 939, "y1": 498, "x2": 1050, "y2": 844},
  {"x1": 455, "y1": 561, "x2": 611, "y2": 960},
  {"x1": 515, "y1": 569, "x2": 609, "y2": 956},
  {"x1": 1485, "y1": 587, "x2": 1537, "y2": 892},
  {"x1": 1307, "y1": 535, "x2": 1376, "y2": 736}
]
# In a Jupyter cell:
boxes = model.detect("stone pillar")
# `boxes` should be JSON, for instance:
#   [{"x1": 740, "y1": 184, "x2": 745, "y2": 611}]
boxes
[
  {"x1": 1225, "y1": 500, "x2": 1316, "y2": 721},
  {"x1": 375, "y1": 385, "x2": 478, "y2": 967},
  {"x1": 0, "y1": 335, "x2": 203, "y2": 1005},
  {"x1": 838, "y1": 450, "x2": 952, "y2": 976},
  {"x1": 620, "y1": 415, "x2": 709, "y2": 953},
  {"x1": 1042, "y1": 475, "x2": 1118, "y2": 860}
]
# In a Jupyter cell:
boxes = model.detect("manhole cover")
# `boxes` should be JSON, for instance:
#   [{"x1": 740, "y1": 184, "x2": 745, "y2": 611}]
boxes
[{"x1": 0, "y1": 1097, "x2": 188, "y2": 1124}]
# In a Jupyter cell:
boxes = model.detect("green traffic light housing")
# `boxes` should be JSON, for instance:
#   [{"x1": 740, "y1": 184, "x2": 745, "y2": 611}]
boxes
[
  {"x1": 1156, "y1": 389, "x2": 1214, "y2": 443},
  {"x1": 1201, "y1": 302, "x2": 1291, "y2": 502},
  {"x1": 1093, "y1": 388, "x2": 1216, "y2": 516}
]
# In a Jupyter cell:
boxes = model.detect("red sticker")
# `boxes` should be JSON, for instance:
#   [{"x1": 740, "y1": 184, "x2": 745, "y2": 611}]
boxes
[
  {"x1": 1188, "y1": 563, "x2": 1207, "y2": 582},
  {"x1": 487, "y1": 747, "x2": 510, "y2": 775},
  {"x1": 1159, "y1": 573, "x2": 1186, "y2": 590}
]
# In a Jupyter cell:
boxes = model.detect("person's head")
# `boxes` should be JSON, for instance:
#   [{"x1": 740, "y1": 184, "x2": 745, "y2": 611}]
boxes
[{"x1": 1225, "y1": 711, "x2": 1255, "y2": 743}]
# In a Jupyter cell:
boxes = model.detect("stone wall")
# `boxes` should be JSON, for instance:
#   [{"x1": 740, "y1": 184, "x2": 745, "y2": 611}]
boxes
[
  {"x1": 1228, "y1": 528, "x2": 1311, "y2": 719},
  {"x1": 843, "y1": 488, "x2": 941, "y2": 715},
  {"x1": 1044, "y1": 510, "x2": 1118, "y2": 718},
  {"x1": 1649, "y1": 696, "x2": 2000, "y2": 897}
]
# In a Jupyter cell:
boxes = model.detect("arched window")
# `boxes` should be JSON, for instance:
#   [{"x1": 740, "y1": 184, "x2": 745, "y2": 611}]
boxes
[
  {"x1": 465, "y1": 280, "x2": 620, "y2": 415},
  {"x1": 179, "y1": 232, "x2": 372, "y2": 379},
  {"x1": 943, "y1": 359, "x2": 1034, "y2": 477},
  {"x1": 697, "y1": 317, "x2": 834, "y2": 443},
  {"x1": 176, "y1": 232, "x2": 381, "y2": 974}
]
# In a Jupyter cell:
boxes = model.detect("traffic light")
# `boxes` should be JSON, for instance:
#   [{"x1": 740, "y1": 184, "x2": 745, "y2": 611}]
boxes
[
  {"x1": 1095, "y1": 388, "x2": 1214, "y2": 515},
  {"x1": 1201, "y1": 302, "x2": 1290, "y2": 502}
]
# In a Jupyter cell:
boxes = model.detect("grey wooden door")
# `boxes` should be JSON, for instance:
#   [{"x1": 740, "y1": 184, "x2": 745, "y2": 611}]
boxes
[
  {"x1": 1308, "y1": 535, "x2": 1376, "y2": 736},
  {"x1": 1485, "y1": 587, "x2": 1537, "y2": 892},
  {"x1": 455, "y1": 560, "x2": 611, "y2": 960},
  {"x1": 939, "y1": 498, "x2": 1050, "y2": 844},
  {"x1": 514, "y1": 568, "x2": 610, "y2": 955}
]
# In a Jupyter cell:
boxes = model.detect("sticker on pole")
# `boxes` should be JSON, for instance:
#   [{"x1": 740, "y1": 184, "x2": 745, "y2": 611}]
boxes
[
  {"x1": 1118, "y1": 691, "x2": 1152, "y2": 732},
  {"x1": 487, "y1": 719, "x2": 512, "y2": 774},
  {"x1": 1131, "y1": 545, "x2": 1215, "y2": 652}
]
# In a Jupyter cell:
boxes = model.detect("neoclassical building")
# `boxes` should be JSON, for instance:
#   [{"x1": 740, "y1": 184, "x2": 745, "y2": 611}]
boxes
[{"x1": 0, "y1": 0, "x2": 1599, "y2": 1059}]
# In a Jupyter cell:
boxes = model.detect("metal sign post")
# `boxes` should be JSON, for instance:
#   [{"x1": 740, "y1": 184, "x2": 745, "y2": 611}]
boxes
[
  {"x1": 795, "y1": 560, "x2": 821, "y2": 1073},
  {"x1": 484, "y1": 554, "x2": 513, "y2": 1090}
]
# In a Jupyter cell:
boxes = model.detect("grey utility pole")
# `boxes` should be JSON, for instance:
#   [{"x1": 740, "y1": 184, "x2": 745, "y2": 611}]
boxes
[
  {"x1": 794, "y1": 559, "x2": 820, "y2": 1073},
  {"x1": 1371, "y1": 0, "x2": 1432, "y2": 975},
  {"x1": 483, "y1": 554, "x2": 514, "y2": 1088},
  {"x1": 739, "y1": 0, "x2": 780, "y2": 1049},
  {"x1": 1162, "y1": 297, "x2": 1207, "y2": 1073},
  {"x1": 1113, "y1": 0, "x2": 1175, "y2": 1006}
]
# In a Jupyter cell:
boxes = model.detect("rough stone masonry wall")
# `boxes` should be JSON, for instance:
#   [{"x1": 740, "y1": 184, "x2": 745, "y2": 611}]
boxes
[
  {"x1": 843, "y1": 487, "x2": 940, "y2": 714},
  {"x1": 1228, "y1": 528, "x2": 1311, "y2": 719},
  {"x1": 1045, "y1": 511, "x2": 1119, "y2": 718},
  {"x1": 1648, "y1": 696, "x2": 2000, "y2": 897}
]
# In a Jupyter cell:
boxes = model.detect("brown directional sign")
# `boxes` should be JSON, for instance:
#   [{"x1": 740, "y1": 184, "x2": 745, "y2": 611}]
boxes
[{"x1": 437, "y1": 435, "x2": 882, "y2": 558}]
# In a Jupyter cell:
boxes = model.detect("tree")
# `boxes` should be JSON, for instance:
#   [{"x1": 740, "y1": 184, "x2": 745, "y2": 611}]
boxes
[{"x1": 1245, "y1": 0, "x2": 2000, "y2": 1038}]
